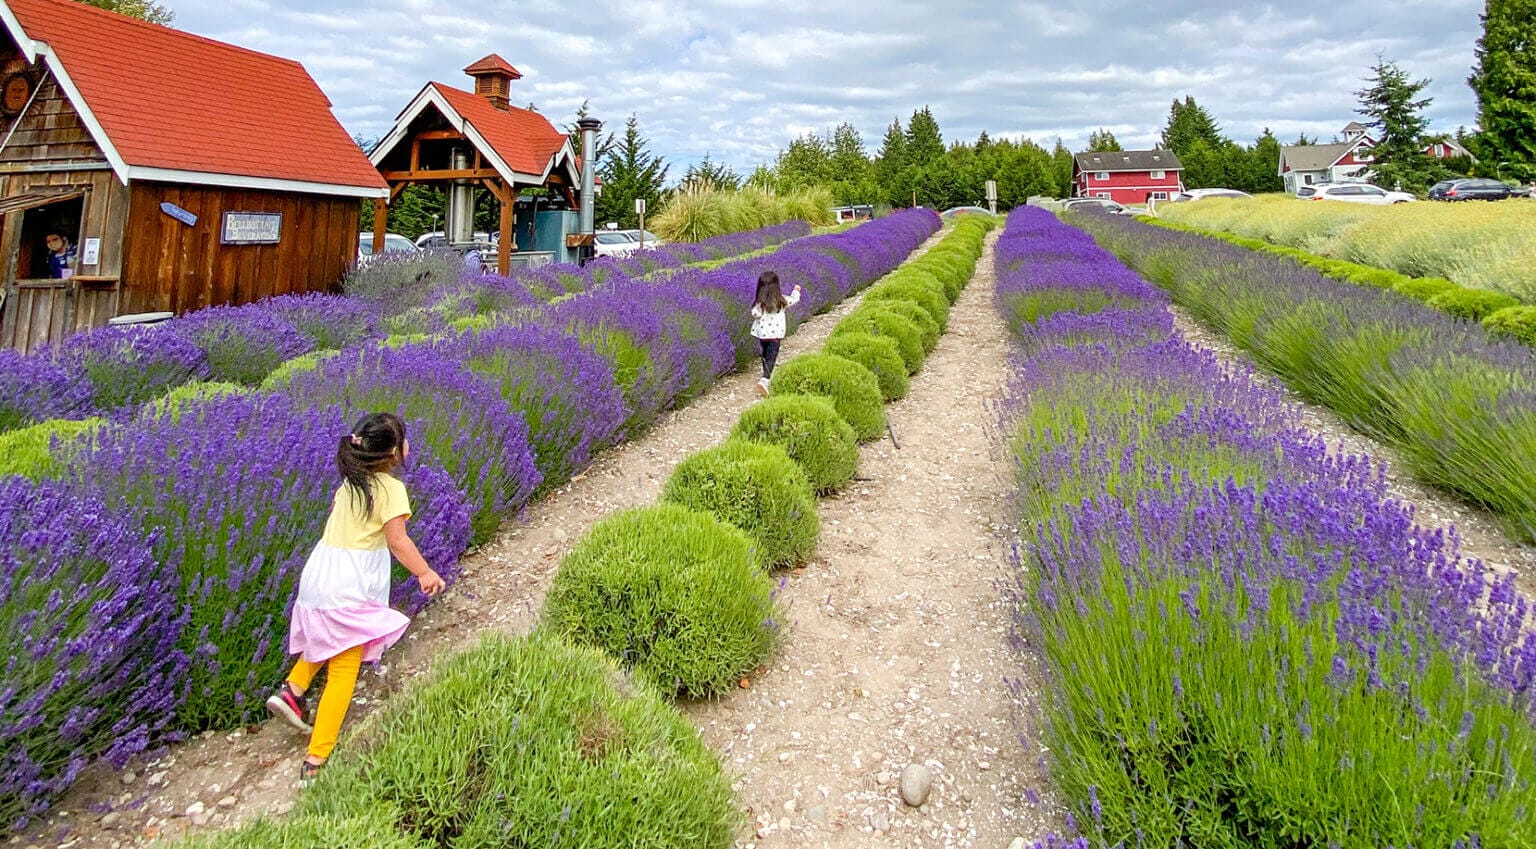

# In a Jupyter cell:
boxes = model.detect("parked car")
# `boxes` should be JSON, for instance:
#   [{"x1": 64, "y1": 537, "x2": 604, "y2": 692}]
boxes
[
  {"x1": 1428, "y1": 178, "x2": 1518, "y2": 201},
  {"x1": 356, "y1": 232, "x2": 419, "y2": 266},
  {"x1": 593, "y1": 230, "x2": 640, "y2": 257},
  {"x1": 1297, "y1": 183, "x2": 1415, "y2": 205},
  {"x1": 1170, "y1": 188, "x2": 1252, "y2": 202},
  {"x1": 414, "y1": 231, "x2": 491, "y2": 250},
  {"x1": 940, "y1": 206, "x2": 992, "y2": 219},
  {"x1": 1061, "y1": 197, "x2": 1130, "y2": 214},
  {"x1": 616, "y1": 229, "x2": 665, "y2": 248}
]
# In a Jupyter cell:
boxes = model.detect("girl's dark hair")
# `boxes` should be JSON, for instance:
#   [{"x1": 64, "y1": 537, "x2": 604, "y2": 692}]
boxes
[
  {"x1": 338, "y1": 412, "x2": 407, "y2": 516},
  {"x1": 754, "y1": 271, "x2": 787, "y2": 313}
]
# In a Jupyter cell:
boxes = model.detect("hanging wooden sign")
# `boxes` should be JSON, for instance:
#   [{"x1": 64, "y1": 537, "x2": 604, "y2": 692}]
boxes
[
  {"x1": 160, "y1": 202, "x2": 197, "y2": 226},
  {"x1": 221, "y1": 211, "x2": 282, "y2": 244}
]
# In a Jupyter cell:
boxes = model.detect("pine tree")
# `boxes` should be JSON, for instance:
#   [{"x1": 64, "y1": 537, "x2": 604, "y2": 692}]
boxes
[
  {"x1": 828, "y1": 123, "x2": 872, "y2": 181},
  {"x1": 596, "y1": 114, "x2": 668, "y2": 228},
  {"x1": 680, "y1": 156, "x2": 740, "y2": 190},
  {"x1": 77, "y1": 0, "x2": 173, "y2": 23},
  {"x1": 1161, "y1": 97, "x2": 1223, "y2": 152},
  {"x1": 1086, "y1": 129, "x2": 1122, "y2": 152},
  {"x1": 1354, "y1": 58, "x2": 1439, "y2": 191},
  {"x1": 775, "y1": 132, "x2": 833, "y2": 189},
  {"x1": 874, "y1": 118, "x2": 910, "y2": 202},
  {"x1": 1051, "y1": 139, "x2": 1075, "y2": 197},
  {"x1": 1468, "y1": 0, "x2": 1536, "y2": 179},
  {"x1": 905, "y1": 107, "x2": 945, "y2": 167}
]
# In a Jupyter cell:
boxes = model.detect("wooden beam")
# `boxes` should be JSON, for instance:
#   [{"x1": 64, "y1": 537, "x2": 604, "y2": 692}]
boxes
[
  {"x1": 389, "y1": 182, "x2": 409, "y2": 202},
  {"x1": 410, "y1": 137, "x2": 421, "y2": 172},
  {"x1": 379, "y1": 168, "x2": 501, "y2": 182},
  {"x1": 497, "y1": 189, "x2": 517, "y2": 275},
  {"x1": 372, "y1": 198, "x2": 388, "y2": 255},
  {"x1": 414, "y1": 129, "x2": 467, "y2": 141}
]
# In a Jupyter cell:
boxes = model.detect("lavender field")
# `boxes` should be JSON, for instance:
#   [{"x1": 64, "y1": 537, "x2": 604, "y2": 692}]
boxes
[{"x1": 997, "y1": 207, "x2": 1536, "y2": 847}]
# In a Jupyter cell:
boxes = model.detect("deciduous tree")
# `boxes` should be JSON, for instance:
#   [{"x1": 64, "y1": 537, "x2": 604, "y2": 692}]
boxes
[{"x1": 77, "y1": 0, "x2": 173, "y2": 24}]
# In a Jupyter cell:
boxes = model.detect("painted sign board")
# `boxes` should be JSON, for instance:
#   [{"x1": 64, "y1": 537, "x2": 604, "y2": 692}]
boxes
[
  {"x1": 160, "y1": 202, "x2": 197, "y2": 226},
  {"x1": 221, "y1": 211, "x2": 282, "y2": 245}
]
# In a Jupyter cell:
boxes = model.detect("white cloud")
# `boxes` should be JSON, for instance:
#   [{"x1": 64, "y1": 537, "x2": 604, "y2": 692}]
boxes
[{"x1": 171, "y1": 0, "x2": 1484, "y2": 172}]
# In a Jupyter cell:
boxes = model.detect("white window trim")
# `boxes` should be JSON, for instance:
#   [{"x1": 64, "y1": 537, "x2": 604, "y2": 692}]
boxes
[
  {"x1": 1094, "y1": 191, "x2": 1111, "y2": 198},
  {"x1": 1095, "y1": 171, "x2": 1109, "y2": 181},
  {"x1": 1150, "y1": 191, "x2": 1169, "y2": 200},
  {"x1": 1150, "y1": 170, "x2": 1165, "y2": 179}
]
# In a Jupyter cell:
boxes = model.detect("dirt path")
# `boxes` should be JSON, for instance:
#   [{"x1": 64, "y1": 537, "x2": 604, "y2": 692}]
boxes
[
  {"x1": 33, "y1": 227, "x2": 1033, "y2": 849},
  {"x1": 1170, "y1": 307, "x2": 1536, "y2": 599},
  {"x1": 682, "y1": 229, "x2": 1056, "y2": 849}
]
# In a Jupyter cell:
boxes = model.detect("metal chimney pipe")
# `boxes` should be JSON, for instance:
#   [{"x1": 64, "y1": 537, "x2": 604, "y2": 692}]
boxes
[
  {"x1": 447, "y1": 147, "x2": 474, "y2": 245},
  {"x1": 576, "y1": 117, "x2": 602, "y2": 237}
]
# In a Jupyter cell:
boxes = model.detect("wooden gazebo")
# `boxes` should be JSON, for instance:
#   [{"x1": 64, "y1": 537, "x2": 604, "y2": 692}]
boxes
[{"x1": 368, "y1": 55, "x2": 585, "y2": 274}]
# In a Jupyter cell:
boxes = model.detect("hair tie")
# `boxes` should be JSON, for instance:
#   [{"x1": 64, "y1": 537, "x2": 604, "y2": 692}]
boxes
[{"x1": 349, "y1": 434, "x2": 362, "y2": 446}]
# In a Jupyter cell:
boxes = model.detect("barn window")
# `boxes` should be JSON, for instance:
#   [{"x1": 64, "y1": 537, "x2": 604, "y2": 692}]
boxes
[
  {"x1": 3, "y1": 192, "x2": 86, "y2": 280},
  {"x1": 1150, "y1": 191, "x2": 1169, "y2": 200},
  {"x1": 1095, "y1": 171, "x2": 1108, "y2": 181},
  {"x1": 1150, "y1": 170, "x2": 1165, "y2": 179}
]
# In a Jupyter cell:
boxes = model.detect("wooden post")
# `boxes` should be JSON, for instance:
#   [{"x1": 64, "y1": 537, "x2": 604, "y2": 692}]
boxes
[
  {"x1": 497, "y1": 186, "x2": 516, "y2": 275},
  {"x1": 372, "y1": 198, "x2": 388, "y2": 255}
]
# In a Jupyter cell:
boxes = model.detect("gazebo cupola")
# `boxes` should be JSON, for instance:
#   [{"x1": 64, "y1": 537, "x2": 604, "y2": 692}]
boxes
[{"x1": 463, "y1": 54, "x2": 521, "y2": 111}]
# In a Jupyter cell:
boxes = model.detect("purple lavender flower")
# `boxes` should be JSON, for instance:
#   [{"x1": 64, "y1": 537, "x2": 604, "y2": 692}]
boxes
[
  {"x1": 260, "y1": 293, "x2": 382, "y2": 350},
  {"x1": 0, "y1": 349, "x2": 94, "y2": 431},
  {"x1": 54, "y1": 324, "x2": 209, "y2": 412},
  {"x1": 170, "y1": 302, "x2": 315, "y2": 386}
]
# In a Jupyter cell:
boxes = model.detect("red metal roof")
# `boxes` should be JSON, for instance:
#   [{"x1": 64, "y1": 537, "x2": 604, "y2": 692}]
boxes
[
  {"x1": 463, "y1": 54, "x2": 522, "y2": 79},
  {"x1": 430, "y1": 83, "x2": 568, "y2": 177},
  {"x1": 4, "y1": 0, "x2": 386, "y2": 191}
]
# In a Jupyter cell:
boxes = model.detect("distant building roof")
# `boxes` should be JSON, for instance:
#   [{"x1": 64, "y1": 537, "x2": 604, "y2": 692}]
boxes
[
  {"x1": 1342, "y1": 121, "x2": 1369, "y2": 132},
  {"x1": 1073, "y1": 149, "x2": 1184, "y2": 173},
  {"x1": 1279, "y1": 141, "x2": 1357, "y2": 172},
  {"x1": 463, "y1": 54, "x2": 522, "y2": 79},
  {"x1": 1, "y1": 0, "x2": 387, "y2": 196}
]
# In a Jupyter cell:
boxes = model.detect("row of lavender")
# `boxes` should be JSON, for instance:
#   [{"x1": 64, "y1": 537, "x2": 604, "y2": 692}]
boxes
[
  {"x1": 1068, "y1": 211, "x2": 1536, "y2": 545},
  {"x1": 996, "y1": 207, "x2": 1536, "y2": 848},
  {"x1": 0, "y1": 222, "x2": 814, "y2": 432},
  {"x1": 0, "y1": 211, "x2": 940, "y2": 833}
]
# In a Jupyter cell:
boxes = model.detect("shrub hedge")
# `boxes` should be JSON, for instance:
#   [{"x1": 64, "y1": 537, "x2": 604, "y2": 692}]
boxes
[
  {"x1": 662, "y1": 438, "x2": 820, "y2": 569},
  {"x1": 540, "y1": 504, "x2": 780, "y2": 697},
  {"x1": 824, "y1": 331, "x2": 909, "y2": 401},
  {"x1": 0, "y1": 417, "x2": 101, "y2": 480},
  {"x1": 769, "y1": 353, "x2": 886, "y2": 442},
  {"x1": 831, "y1": 309, "x2": 925, "y2": 373},
  {"x1": 864, "y1": 300, "x2": 940, "y2": 351},
  {"x1": 1426, "y1": 287, "x2": 1522, "y2": 321},
  {"x1": 864, "y1": 276, "x2": 950, "y2": 331},
  {"x1": 289, "y1": 633, "x2": 739, "y2": 849},
  {"x1": 1483, "y1": 305, "x2": 1536, "y2": 345},
  {"x1": 731, "y1": 395, "x2": 859, "y2": 494}
]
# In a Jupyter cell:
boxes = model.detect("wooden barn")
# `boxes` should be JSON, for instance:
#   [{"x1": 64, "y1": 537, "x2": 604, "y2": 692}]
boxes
[{"x1": 0, "y1": 0, "x2": 387, "y2": 351}]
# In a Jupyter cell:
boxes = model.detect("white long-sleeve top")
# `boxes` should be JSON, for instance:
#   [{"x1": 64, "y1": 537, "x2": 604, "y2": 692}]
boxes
[{"x1": 750, "y1": 289, "x2": 801, "y2": 340}]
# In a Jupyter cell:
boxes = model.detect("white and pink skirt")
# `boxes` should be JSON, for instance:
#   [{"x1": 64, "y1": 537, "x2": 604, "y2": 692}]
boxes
[{"x1": 288, "y1": 544, "x2": 410, "y2": 663}]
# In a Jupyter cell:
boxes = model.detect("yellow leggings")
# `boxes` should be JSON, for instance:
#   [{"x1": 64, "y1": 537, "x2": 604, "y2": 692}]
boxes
[{"x1": 285, "y1": 644, "x2": 365, "y2": 761}]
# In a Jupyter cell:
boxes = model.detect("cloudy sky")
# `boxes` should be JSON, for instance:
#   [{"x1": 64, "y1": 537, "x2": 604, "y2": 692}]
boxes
[{"x1": 175, "y1": 0, "x2": 1486, "y2": 174}]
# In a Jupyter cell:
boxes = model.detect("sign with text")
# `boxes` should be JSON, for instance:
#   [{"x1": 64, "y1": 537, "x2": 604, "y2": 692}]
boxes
[{"x1": 220, "y1": 211, "x2": 282, "y2": 245}]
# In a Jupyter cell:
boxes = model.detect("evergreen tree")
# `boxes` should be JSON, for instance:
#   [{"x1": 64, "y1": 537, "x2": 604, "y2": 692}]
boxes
[
  {"x1": 1354, "y1": 58, "x2": 1439, "y2": 191},
  {"x1": 874, "y1": 118, "x2": 910, "y2": 204},
  {"x1": 1051, "y1": 139, "x2": 1075, "y2": 197},
  {"x1": 1086, "y1": 129, "x2": 1122, "y2": 152},
  {"x1": 744, "y1": 164, "x2": 779, "y2": 191},
  {"x1": 78, "y1": 0, "x2": 173, "y2": 23},
  {"x1": 1244, "y1": 129, "x2": 1285, "y2": 193},
  {"x1": 1160, "y1": 96, "x2": 1223, "y2": 152},
  {"x1": 975, "y1": 130, "x2": 992, "y2": 152},
  {"x1": 680, "y1": 156, "x2": 741, "y2": 190},
  {"x1": 905, "y1": 107, "x2": 945, "y2": 167},
  {"x1": 775, "y1": 132, "x2": 833, "y2": 189},
  {"x1": 828, "y1": 123, "x2": 872, "y2": 180},
  {"x1": 1468, "y1": 0, "x2": 1536, "y2": 179},
  {"x1": 596, "y1": 114, "x2": 668, "y2": 228},
  {"x1": 1292, "y1": 132, "x2": 1316, "y2": 146}
]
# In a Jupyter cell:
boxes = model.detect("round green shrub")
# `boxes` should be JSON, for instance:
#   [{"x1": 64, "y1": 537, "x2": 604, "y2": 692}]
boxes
[
  {"x1": 863, "y1": 300, "x2": 939, "y2": 352},
  {"x1": 298, "y1": 632, "x2": 740, "y2": 848},
  {"x1": 1392, "y1": 277, "x2": 1456, "y2": 304},
  {"x1": 540, "y1": 504, "x2": 780, "y2": 697},
  {"x1": 661, "y1": 438, "x2": 819, "y2": 569},
  {"x1": 916, "y1": 256, "x2": 969, "y2": 301},
  {"x1": 1426, "y1": 287, "x2": 1522, "y2": 322},
  {"x1": 176, "y1": 812, "x2": 426, "y2": 849},
  {"x1": 732, "y1": 395, "x2": 858, "y2": 493},
  {"x1": 1482, "y1": 306, "x2": 1536, "y2": 346},
  {"x1": 824, "y1": 331, "x2": 909, "y2": 401},
  {"x1": 832, "y1": 310, "x2": 924, "y2": 373},
  {"x1": 866, "y1": 276, "x2": 950, "y2": 331},
  {"x1": 769, "y1": 352, "x2": 886, "y2": 442},
  {"x1": 138, "y1": 380, "x2": 246, "y2": 422},
  {"x1": 0, "y1": 417, "x2": 102, "y2": 480}
]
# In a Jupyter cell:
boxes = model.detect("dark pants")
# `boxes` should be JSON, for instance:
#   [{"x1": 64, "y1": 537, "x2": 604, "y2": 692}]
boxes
[{"x1": 759, "y1": 338, "x2": 782, "y2": 378}]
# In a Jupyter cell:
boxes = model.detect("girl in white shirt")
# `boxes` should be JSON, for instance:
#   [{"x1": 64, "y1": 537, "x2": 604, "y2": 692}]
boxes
[{"x1": 749, "y1": 270, "x2": 801, "y2": 396}]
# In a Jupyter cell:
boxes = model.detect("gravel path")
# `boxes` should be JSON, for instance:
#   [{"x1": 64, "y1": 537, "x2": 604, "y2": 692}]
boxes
[
  {"x1": 29, "y1": 226, "x2": 1054, "y2": 849},
  {"x1": 683, "y1": 229, "x2": 1057, "y2": 849},
  {"x1": 1169, "y1": 307, "x2": 1536, "y2": 599}
]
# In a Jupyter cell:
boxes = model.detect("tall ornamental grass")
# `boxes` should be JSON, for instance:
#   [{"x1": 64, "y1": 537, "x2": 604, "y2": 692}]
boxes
[
  {"x1": 650, "y1": 184, "x2": 834, "y2": 242},
  {"x1": 73, "y1": 392, "x2": 473, "y2": 730},
  {"x1": 1076, "y1": 210, "x2": 1536, "y2": 543},
  {"x1": 1, "y1": 478, "x2": 187, "y2": 832},
  {"x1": 1157, "y1": 194, "x2": 1536, "y2": 302},
  {"x1": 999, "y1": 206, "x2": 1536, "y2": 849},
  {"x1": 284, "y1": 345, "x2": 541, "y2": 546}
]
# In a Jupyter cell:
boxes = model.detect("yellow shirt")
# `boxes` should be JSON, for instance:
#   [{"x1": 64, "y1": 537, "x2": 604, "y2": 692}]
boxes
[{"x1": 320, "y1": 474, "x2": 411, "y2": 551}]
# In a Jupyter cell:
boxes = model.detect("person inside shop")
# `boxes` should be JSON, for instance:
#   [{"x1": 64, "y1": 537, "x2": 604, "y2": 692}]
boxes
[{"x1": 43, "y1": 231, "x2": 77, "y2": 279}]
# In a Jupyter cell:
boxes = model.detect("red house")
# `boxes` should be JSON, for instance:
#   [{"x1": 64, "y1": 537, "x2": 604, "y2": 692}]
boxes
[{"x1": 1072, "y1": 150, "x2": 1184, "y2": 204}]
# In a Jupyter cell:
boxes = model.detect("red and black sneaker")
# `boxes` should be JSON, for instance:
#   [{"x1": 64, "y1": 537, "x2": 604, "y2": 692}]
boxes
[{"x1": 265, "y1": 683, "x2": 313, "y2": 734}]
